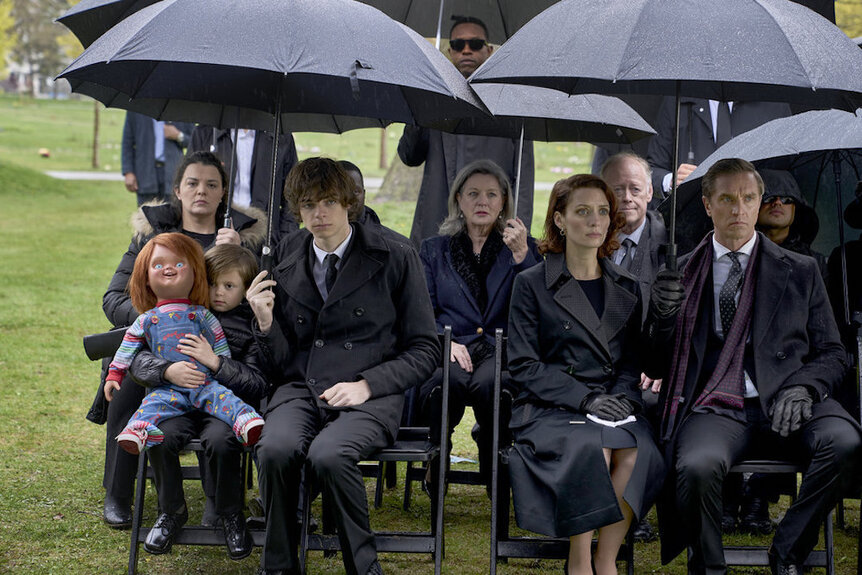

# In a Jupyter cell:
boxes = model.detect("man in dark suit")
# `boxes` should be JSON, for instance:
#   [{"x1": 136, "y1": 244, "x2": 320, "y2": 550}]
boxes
[
  {"x1": 188, "y1": 125, "x2": 299, "y2": 243},
  {"x1": 645, "y1": 158, "x2": 860, "y2": 575},
  {"x1": 647, "y1": 98, "x2": 791, "y2": 196},
  {"x1": 247, "y1": 158, "x2": 439, "y2": 575},
  {"x1": 121, "y1": 111, "x2": 193, "y2": 206},
  {"x1": 397, "y1": 16, "x2": 535, "y2": 246},
  {"x1": 600, "y1": 151, "x2": 667, "y2": 542}
]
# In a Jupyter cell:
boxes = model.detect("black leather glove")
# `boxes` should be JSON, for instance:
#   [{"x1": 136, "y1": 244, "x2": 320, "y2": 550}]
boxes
[
  {"x1": 650, "y1": 269, "x2": 686, "y2": 319},
  {"x1": 581, "y1": 393, "x2": 634, "y2": 421},
  {"x1": 769, "y1": 386, "x2": 813, "y2": 437}
]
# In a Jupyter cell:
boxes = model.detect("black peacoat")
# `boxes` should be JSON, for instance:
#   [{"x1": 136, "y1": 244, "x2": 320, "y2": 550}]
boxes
[
  {"x1": 506, "y1": 253, "x2": 666, "y2": 537},
  {"x1": 258, "y1": 223, "x2": 440, "y2": 440}
]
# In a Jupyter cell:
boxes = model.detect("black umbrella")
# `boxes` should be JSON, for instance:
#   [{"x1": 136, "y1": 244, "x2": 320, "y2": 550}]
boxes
[
  {"x1": 452, "y1": 84, "x2": 656, "y2": 215},
  {"x1": 677, "y1": 108, "x2": 862, "y2": 327},
  {"x1": 470, "y1": 0, "x2": 862, "y2": 268},
  {"x1": 359, "y1": 0, "x2": 558, "y2": 47},
  {"x1": 57, "y1": 0, "x2": 487, "y2": 269},
  {"x1": 57, "y1": 0, "x2": 161, "y2": 48}
]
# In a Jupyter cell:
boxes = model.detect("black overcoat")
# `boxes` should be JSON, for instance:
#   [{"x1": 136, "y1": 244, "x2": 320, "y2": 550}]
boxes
[
  {"x1": 646, "y1": 233, "x2": 857, "y2": 562},
  {"x1": 506, "y1": 252, "x2": 666, "y2": 537},
  {"x1": 258, "y1": 223, "x2": 440, "y2": 441}
]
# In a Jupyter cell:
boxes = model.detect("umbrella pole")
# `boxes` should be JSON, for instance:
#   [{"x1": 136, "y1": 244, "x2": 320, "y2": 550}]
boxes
[
  {"x1": 666, "y1": 81, "x2": 682, "y2": 272},
  {"x1": 224, "y1": 127, "x2": 239, "y2": 229},
  {"x1": 261, "y1": 96, "x2": 283, "y2": 274},
  {"x1": 513, "y1": 123, "x2": 524, "y2": 221},
  {"x1": 434, "y1": 0, "x2": 446, "y2": 50},
  {"x1": 835, "y1": 154, "x2": 850, "y2": 328}
]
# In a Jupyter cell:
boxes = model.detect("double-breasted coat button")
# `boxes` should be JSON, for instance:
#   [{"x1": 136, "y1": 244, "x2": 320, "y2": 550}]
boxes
[
  {"x1": 602, "y1": 364, "x2": 613, "y2": 375},
  {"x1": 476, "y1": 327, "x2": 483, "y2": 335},
  {"x1": 296, "y1": 315, "x2": 306, "y2": 324},
  {"x1": 344, "y1": 342, "x2": 353, "y2": 350},
  {"x1": 314, "y1": 339, "x2": 324, "y2": 348},
  {"x1": 308, "y1": 378, "x2": 316, "y2": 385},
  {"x1": 776, "y1": 351, "x2": 787, "y2": 360},
  {"x1": 563, "y1": 321, "x2": 572, "y2": 330},
  {"x1": 354, "y1": 307, "x2": 365, "y2": 317}
]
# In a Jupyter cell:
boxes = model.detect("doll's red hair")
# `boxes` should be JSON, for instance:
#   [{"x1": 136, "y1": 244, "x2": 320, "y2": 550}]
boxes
[{"x1": 129, "y1": 233, "x2": 209, "y2": 313}]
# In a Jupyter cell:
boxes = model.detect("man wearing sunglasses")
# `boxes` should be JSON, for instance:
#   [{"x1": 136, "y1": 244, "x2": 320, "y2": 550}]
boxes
[
  {"x1": 756, "y1": 169, "x2": 826, "y2": 277},
  {"x1": 398, "y1": 16, "x2": 535, "y2": 247}
]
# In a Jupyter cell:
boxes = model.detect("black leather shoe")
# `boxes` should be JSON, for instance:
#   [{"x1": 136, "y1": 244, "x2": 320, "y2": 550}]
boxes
[
  {"x1": 632, "y1": 517, "x2": 657, "y2": 542},
  {"x1": 144, "y1": 506, "x2": 188, "y2": 554},
  {"x1": 768, "y1": 547, "x2": 803, "y2": 575},
  {"x1": 739, "y1": 495, "x2": 774, "y2": 534},
  {"x1": 222, "y1": 511, "x2": 253, "y2": 560},
  {"x1": 366, "y1": 560, "x2": 384, "y2": 575},
  {"x1": 103, "y1": 493, "x2": 132, "y2": 529},
  {"x1": 720, "y1": 503, "x2": 738, "y2": 533}
]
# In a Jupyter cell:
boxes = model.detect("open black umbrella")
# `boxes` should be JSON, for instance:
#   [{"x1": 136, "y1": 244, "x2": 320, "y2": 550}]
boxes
[
  {"x1": 470, "y1": 0, "x2": 862, "y2": 268},
  {"x1": 677, "y1": 108, "x2": 862, "y2": 326},
  {"x1": 57, "y1": 0, "x2": 161, "y2": 48},
  {"x1": 452, "y1": 84, "x2": 656, "y2": 215},
  {"x1": 359, "y1": 0, "x2": 558, "y2": 47},
  {"x1": 57, "y1": 0, "x2": 487, "y2": 269}
]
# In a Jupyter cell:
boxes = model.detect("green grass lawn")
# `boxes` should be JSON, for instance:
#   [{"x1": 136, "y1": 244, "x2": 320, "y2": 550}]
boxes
[{"x1": 0, "y1": 95, "x2": 859, "y2": 574}]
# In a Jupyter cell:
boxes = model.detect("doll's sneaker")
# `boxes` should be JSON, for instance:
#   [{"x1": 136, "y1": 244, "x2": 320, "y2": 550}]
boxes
[
  {"x1": 239, "y1": 418, "x2": 264, "y2": 447},
  {"x1": 117, "y1": 427, "x2": 148, "y2": 455}
]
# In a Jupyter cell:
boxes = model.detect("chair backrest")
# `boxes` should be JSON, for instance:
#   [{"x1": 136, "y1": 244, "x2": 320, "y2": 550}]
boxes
[{"x1": 83, "y1": 328, "x2": 126, "y2": 360}]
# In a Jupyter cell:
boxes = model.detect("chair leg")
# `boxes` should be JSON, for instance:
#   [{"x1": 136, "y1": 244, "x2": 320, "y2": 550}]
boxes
[
  {"x1": 385, "y1": 459, "x2": 397, "y2": 489},
  {"x1": 825, "y1": 510, "x2": 834, "y2": 575},
  {"x1": 402, "y1": 461, "x2": 414, "y2": 511},
  {"x1": 300, "y1": 475, "x2": 311, "y2": 575},
  {"x1": 836, "y1": 499, "x2": 845, "y2": 530},
  {"x1": 128, "y1": 451, "x2": 148, "y2": 575},
  {"x1": 373, "y1": 463, "x2": 385, "y2": 509}
]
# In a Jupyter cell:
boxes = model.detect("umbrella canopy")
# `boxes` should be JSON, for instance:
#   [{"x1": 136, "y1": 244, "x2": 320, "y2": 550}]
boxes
[
  {"x1": 57, "y1": 0, "x2": 487, "y2": 133},
  {"x1": 359, "y1": 0, "x2": 558, "y2": 46},
  {"x1": 470, "y1": 0, "x2": 862, "y2": 110},
  {"x1": 57, "y1": 0, "x2": 161, "y2": 48},
  {"x1": 454, "y1": 84, "x2": 654, "y2": 144},
  {"x1": 469, "y1": 0, "x2": 862, "y2": 268}
]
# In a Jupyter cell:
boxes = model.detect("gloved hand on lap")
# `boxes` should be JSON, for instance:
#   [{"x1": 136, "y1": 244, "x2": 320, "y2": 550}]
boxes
[
  {"x1": 581, "y1": 393, "x2": 634, "y2": 421},
  {"x1": 769, "y1": 385, "x2": 813, "y2": 437}
]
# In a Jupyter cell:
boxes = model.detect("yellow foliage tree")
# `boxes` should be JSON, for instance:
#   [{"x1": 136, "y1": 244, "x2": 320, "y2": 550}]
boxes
[
  {"x1": 0, "y1": 0, "x2": 16, "y2": 78},
  {"x1": 836, "y1": 0, "x2": 862, "y2": 39}
]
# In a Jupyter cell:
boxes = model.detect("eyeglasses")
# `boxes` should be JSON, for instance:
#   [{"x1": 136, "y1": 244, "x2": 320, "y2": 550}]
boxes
[
  {"x1": 762, "y1": 196, "x2": 795, "y2": 206},
  {"x1": 449, "y1": 38, "x2": 487, "y2": 52}
]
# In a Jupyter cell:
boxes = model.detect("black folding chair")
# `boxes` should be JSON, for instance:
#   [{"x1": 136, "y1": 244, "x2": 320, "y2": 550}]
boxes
[
  {"x1": 488, "y1": 329, "x2": 635, "y2": 575},
  {"x1": 299, "y1": 326, "x2": 453, "y2": 575}
]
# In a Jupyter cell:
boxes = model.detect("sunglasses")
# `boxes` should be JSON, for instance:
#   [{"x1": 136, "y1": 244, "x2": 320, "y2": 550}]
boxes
[
  {"x1": 762, "y1": 196, "x2": 795, "y2": 206},
  {"x1": 449, "y1": 38, "x2": 487, "y2": 52}
]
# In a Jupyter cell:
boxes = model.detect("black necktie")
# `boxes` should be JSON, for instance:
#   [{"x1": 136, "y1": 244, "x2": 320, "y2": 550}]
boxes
[
  {"x1": 715, "y1": 101, "x2": 732, "y2": 147},
  {"x1": 324, "y1": 253, "x2": 339, "y2": 294},
  {"x1": 619, "y1": 238, "x2": 635, "y2": 271},
  {"x1": 718, "y1": 252, "x2": 743, "y2": 337}
]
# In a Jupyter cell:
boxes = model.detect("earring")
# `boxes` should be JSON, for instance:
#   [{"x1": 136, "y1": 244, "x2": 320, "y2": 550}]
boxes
[
  {"x1": 458, "y1": 212, "x2": 464, "y2": 219},
  {"x1": 559, "y1": 227, "x2": 566, "y2": 236},
  {"x1": 498, "y1": 212, "x2": 504, "y2": 220}
]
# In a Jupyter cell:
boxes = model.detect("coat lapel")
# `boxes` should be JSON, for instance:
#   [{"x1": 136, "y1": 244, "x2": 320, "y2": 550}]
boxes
[
  {"x1": 752, "y1": 235, "x2": 791, "y2": 348},
  {"x1": 323, "y1": 225, "x2": 386, "y2": 308},
  {"x1": 546, "y1": 253, "x2": 606, "y2": 355},
  {"x1": 599, "y1": 260, "x2": 639, "y2": 344},
  {"x1": 276, "y1": 234, "x2": 322, "y2": 312},
  {"x1": 443, "y1": 244, "x2": 482, "y2": 317},
  {"x1": 484, "y1": 247, "x2": 513, "y2": 319}
]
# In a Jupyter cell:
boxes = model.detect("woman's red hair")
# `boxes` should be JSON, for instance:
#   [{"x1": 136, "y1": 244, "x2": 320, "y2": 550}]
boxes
[{"x1": 129, "y1": 233, "x2": 209, "y2": 313}]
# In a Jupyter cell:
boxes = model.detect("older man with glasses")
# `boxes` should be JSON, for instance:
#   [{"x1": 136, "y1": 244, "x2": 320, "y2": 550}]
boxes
[{"x1": 397, "y1": 16, "x2": 536, "y2": 246}]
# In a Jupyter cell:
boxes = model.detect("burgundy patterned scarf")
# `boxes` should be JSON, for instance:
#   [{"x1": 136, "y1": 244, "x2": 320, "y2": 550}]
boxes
[{"x1": 660, "y1": 233, "x2": 759, "y2": 441}]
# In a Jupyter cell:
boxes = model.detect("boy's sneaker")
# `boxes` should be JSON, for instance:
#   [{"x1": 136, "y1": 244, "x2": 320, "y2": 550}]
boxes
[
  {"x1": 239, "y1": 418, "x2": 264, "y2": 447},
  {"x1": 117, "y1": 427, "x2": 147, "y2": 455}
]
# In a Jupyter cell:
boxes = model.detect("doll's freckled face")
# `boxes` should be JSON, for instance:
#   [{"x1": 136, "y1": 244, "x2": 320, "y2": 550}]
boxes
[{"x1": 147, "y1": 244, "x2": 195, "y2": 301}]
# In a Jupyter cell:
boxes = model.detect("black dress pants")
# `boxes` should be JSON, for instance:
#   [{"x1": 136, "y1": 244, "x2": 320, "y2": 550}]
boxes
[
  {"x1": 674, "y1": 407, "x2": 860, "y2": 574},
  {"x1": 147, "y1": 411, "x2": 244, "y2": 516},
  {"x1": 257, "y1": 397, "x2": 390, "y2": 575}
]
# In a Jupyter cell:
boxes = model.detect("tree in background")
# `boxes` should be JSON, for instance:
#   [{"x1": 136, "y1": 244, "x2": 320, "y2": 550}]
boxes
[
  {"x1": 836, "y1": 0, "x2": 862, "y2": 38},
  {"x1": 10, "y1": 0, "x2": 67, "y2": 96},
  {"x1": 0, "y1": 0, "x2": 14, "y2": 79}
]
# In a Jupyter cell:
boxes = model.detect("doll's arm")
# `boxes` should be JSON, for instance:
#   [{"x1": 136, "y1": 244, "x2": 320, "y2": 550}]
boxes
[
  {"x1": 106, "y1": 315, "x2": 148, "y2": 384},
  {"x1": 202, "y1": 308, "x2": 231, "y2": 358}
]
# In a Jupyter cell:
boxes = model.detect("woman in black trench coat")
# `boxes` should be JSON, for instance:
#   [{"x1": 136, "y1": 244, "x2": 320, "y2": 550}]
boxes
[{"x1": 507, "y1": 174, "x2": 666, "y2": 575}]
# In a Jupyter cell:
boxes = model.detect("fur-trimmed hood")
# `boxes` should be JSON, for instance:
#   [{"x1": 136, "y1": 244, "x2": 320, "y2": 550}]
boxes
[{"x1": 130, "y1": 200, "x2": 268, "y2": 251}]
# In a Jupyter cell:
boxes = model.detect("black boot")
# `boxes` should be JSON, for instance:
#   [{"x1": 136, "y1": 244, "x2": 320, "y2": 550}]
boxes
[{"x1": 103, "y1": 492, "x2": 132, "y2": 529}]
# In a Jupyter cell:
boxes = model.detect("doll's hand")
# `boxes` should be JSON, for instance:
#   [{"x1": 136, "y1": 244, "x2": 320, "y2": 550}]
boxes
[
  {"x1": 320, "y1": 379, "x2": 372, "y2": 407},
  {"x1": 104, "y1": 380, "x2": 121, "y2": 402},
  {"x1": 177, "y1": 334, "x2": 219, "y2": 371},
  {"x1": 164, "y1": 361, "x2": 206, "y2": 388}
]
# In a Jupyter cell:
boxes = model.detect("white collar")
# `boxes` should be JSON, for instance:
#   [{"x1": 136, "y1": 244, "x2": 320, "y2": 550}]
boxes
[
  {"x1": 618, "y1": 216, "x2": 647, "y2": 246},
  {"x1": 312, "y1": 225, "x2": 353, "y2": 265},
  {"x1": 712, "y1": 231, "x2": 757, "y2": 260}
]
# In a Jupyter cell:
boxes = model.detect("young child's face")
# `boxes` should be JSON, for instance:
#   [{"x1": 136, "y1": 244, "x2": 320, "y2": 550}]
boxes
[
  {"x1": 209, "y1": 269, "x2": 245, "y2": 313},
  {"x1": 148, "y1": 244, "x2": 195, "y2": 301}
]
